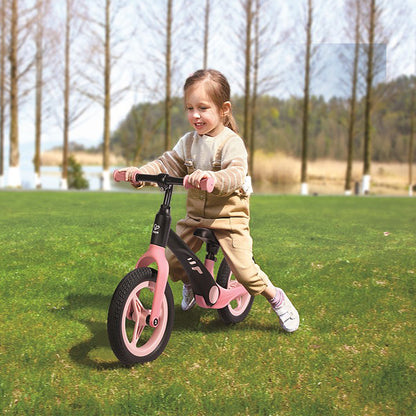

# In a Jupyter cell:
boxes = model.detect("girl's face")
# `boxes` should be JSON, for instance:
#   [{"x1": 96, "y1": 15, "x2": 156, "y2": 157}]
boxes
[{"x1": 185, "y1": 82, "x2": 231, "y2": 137}]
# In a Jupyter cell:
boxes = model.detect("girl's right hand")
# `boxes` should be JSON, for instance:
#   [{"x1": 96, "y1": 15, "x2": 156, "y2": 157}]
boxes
[
  {"x1": 186, "y1": 169, "x2": 214, "y2": 189},
  {"x1": 114, "y1": 167, "x2": 143, "y2": 188}
]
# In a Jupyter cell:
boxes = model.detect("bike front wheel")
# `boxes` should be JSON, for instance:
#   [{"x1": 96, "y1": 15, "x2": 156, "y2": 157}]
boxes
[
  {"x1": 107, "y1": 267, "x2": 174, "y2": 365},
  {"x1": 216, "y1": 258, "x2": 254, "y2": 325}
]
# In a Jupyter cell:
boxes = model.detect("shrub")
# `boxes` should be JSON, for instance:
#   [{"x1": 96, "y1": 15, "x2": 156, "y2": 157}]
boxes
[{"x1": 68, "y1": 155, "x2": 89, "y2": 189}]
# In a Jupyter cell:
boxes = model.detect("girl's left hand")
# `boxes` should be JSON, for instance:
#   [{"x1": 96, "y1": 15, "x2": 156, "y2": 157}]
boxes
[
  {"x1": 187, "y1": 169, "x2": 212, "y2": 189},
  {"x1": 114, "y1": 166, "x2": 144, "y2": 188}
]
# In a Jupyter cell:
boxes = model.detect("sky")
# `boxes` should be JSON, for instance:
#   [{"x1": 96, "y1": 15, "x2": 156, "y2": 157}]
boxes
[{"x1": 2, "y1": 0, "x2": 415, "y2": 178}]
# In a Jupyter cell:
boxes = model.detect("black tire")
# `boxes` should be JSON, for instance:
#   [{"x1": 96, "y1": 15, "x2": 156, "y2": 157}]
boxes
[
  {"x1": 107, "y1": 267, "x2": 174, "y2": 365},
  {"x1": 216, "y1": 258, "x2": 254, "y2": 324}
]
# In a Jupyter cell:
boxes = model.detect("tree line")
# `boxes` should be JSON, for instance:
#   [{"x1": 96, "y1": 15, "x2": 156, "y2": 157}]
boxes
[
  {"x1": 111, "y1": 74, "x2": 415, "y2": 164},
  {"x1": 0, "y1": 0, "x2": 414, "y2": 194}
]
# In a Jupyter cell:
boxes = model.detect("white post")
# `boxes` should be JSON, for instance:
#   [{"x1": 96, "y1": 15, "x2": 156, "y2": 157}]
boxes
[
  {"x1": 35, "y1": 172, "x2": 41, "y2": 189},
  {"x1": 101, "y1": 169, "x2": 111, "y2": 191},
  {"x1": 7, "y1": 165, "x2": 21, "y2": 188},
  {"x1": 301, "y1": 182, "x2": 309, "y2": 195},
  {"x1": 362, "y1": 174, "x2": 371, "y2": 195},
  {"x1": 60, "y1": 177, "x2": 68, "y2": 190}
]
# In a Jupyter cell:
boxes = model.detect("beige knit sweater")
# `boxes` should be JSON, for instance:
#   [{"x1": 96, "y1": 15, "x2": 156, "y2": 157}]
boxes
[{"x1": 139, "y1": 127, "x2": 248, "y2": 197}]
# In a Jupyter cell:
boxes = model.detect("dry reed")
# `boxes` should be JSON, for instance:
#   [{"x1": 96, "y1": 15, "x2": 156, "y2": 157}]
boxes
[{"x1": 253, "y1": 150, "x2": 414, "y2": 195}]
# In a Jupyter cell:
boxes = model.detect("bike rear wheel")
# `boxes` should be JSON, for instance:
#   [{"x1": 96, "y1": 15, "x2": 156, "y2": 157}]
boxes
[
  {"x1": 216, "y1": 258, "x2": 254, "y2": 324},
  {"x1": 107, "y1": 267, "x2": 174, "y2": 365}
]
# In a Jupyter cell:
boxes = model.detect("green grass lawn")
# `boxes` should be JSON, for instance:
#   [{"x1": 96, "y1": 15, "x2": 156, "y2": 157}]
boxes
[{"x1": 0, "y1": 190, "x2": 415, "y2": 415}]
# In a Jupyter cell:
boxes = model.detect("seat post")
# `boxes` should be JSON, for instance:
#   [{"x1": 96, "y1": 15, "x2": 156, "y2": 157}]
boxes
[
  {"x1": 206, "y1": 241, "x2": 220, "y2": 261},
  {"x1": 193, "y1": 228, "x2": 221, "y2": 262}
]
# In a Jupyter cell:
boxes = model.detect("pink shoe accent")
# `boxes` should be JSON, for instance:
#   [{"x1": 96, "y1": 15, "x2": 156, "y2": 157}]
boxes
[{"x1": 269, "y1": 288, "x2": 284, "y2": 309}]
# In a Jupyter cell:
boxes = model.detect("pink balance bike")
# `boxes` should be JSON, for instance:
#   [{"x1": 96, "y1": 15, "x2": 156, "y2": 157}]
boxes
[{"x1": 107, "y1": 171, "x2": 254, "y2": 365}]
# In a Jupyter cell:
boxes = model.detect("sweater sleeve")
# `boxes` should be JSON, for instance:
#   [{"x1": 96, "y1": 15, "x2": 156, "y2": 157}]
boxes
[
  {"x1": 138, "y1": 135, "x2": 188, "y2": 179},
  {"x1": 206, "y1": 136, "x2": 248, "y2": 196},
  {"x1": 139, "y1": 149, "x2": 187, "y2": 178}
]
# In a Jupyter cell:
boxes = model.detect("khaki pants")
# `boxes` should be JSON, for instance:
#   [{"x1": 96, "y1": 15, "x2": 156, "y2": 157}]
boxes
[{"x1": 166, "y1": 216, "x2": 273, "y2": 296}]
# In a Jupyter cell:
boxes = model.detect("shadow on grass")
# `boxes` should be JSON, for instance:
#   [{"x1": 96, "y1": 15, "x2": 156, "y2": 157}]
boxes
[
  {"x1": 51, "y1": 293, "x2": 124, "y2": 370},
  {"x1": 68, "y1": 321, "x2": 123, "y2": 370},
  {"x1": 173, "y1": 304, "x2": 278, "y2": 333},
  {"x1": 55, "y1": 292, "x2": 278, "y2": 369}
]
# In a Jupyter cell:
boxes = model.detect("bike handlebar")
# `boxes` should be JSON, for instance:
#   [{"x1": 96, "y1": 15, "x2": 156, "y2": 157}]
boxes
[
  {"x1": 113, "y1": 169, "x2": 132, "y2": 183},
  {"x1": 182, "y1": 175, "x2": 215, "y2": 192},
  {"x1": 112, "y1": 170, "x2": 215, "y2": 193}
]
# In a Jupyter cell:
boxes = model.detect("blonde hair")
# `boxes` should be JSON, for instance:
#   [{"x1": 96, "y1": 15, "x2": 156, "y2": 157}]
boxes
[{"x1": 184, "y1": 69, "x2": 238, "y2": 133}]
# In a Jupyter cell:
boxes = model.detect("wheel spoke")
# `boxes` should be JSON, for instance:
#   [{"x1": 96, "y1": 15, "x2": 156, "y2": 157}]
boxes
[
  {"x1": 129, "y1": 296, "x2": 149, "y2": 346},
  {"x1": 108, "y1": 268, "x2": 174, "y2": 365}
]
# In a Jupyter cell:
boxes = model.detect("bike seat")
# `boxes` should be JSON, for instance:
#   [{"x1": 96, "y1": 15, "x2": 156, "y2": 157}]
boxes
[{"x1": 193, "y1": 228, "x2": 220, "y2": 246}]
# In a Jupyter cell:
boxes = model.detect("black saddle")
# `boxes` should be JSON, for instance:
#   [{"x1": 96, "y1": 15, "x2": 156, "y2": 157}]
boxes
[{"x1": 193, "y1": 228, "x2": 220, "y2": 247}]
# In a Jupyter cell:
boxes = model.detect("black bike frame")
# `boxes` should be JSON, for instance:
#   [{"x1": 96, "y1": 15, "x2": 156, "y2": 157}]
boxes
[
  {"x1": 148, "y1": 178, "x2": 219, "y2": 307},
  {"x1": 167, "y1": 230, "x2": 218, "y2": 307}
]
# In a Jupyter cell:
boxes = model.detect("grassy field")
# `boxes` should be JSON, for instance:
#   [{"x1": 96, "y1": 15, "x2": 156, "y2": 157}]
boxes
[{"x1": 0, "y1": 190, "x2": 415, "y2": 415}]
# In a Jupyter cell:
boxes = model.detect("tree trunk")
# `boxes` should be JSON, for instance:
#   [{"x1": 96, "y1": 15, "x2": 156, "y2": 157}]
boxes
[
  {"x1": 101, "y1": 0, "x2": 111, "y2": 190},
  {"x1": 164, "y1": 0, "x2": 172, "y2": 151},
  {"x1": 409, "y1": 79, "x2": 415, "y2": 196},
  {"x1": 345, "y1": 0, "x2": 360, "y2": 195},
  {"x1": 0, "y1": 0, "x2": 5, "y2": 187},
  {"x1": 61, "y1": 0, "x2": 71, "y2": 190},
  {"x1": 300, "y1": 0, "x2": 312, "y2": 195},
  {"x1": 8, "y1": 0, "x2": 21, "y2": 188},
  {"x1": 34, "y1": 0, "x2": 44, "y2": 189},
  {"x1": 243, "y1": 0, "x2": 252, "y2": 149},
  {"x1": 362, "y1": 0, "x2": 376, "y2": 194},
  {"x1": 203, "y1": 0, "x2": 210, "y2": 69},
  {"x1": 249, "y1": 0, "x2": 259, "y2": 180}
]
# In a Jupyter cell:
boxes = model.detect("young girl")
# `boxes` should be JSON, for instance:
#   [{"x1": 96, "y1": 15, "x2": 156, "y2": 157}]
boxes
[{"x1": 119, "y1": 69, "x2": 299, "y2": 332}]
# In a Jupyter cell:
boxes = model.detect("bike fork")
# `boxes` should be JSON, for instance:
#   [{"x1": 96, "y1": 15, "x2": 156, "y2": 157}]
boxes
[
  {"x1": 136, "y1": 244, "x2": 169, "y2": 328},
  {"x1": 136, "y1": 186, "x2": 172, "y2": 328}
]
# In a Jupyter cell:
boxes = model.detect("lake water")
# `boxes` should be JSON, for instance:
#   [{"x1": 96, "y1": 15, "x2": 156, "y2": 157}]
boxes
[
  {"x1": 3, "y1": 163, "x2": 300, "y2": 194},
  {"x1": 2, "y1": 157, "x2": 306, "y2": 194},
  {"x1": 3, "y1": 157, "x2": 413, "y2": 196}
]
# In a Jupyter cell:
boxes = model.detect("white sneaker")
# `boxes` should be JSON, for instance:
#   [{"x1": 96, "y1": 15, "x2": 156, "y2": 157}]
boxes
[
  {"x1": 181, "y1": 284, "x2": 196, "y2": 311},
  {"x1": 271, "y1": 289, "x2": 299, "y2": 332}
]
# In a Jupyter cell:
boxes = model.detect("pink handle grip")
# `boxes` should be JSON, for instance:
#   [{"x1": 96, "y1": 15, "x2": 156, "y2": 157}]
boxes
[
  {"x1": 113, "y1": 169, "x2": 127, "y2": 182},
  {"x1": 183, "y1": 175, "x2": 215, "y2": 193}
]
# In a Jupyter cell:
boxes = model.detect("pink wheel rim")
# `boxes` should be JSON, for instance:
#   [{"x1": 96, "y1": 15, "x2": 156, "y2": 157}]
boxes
[
  {"x1": 227, "y1": 275, "x2": 252, "y2": 316},
  {"x1": 121, "y1": 280, "x2": 168, "y2": 357}
]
